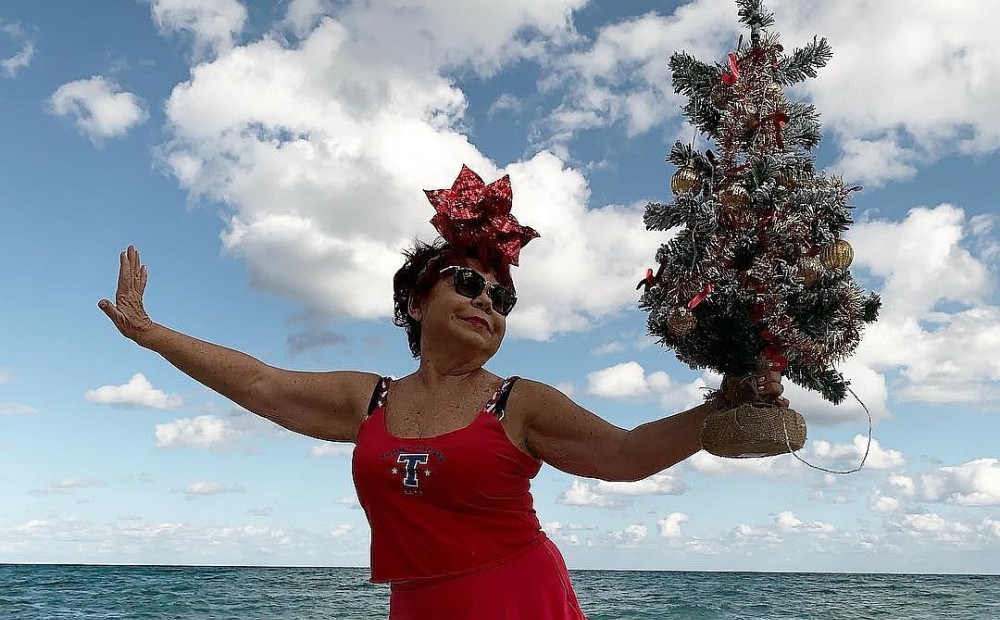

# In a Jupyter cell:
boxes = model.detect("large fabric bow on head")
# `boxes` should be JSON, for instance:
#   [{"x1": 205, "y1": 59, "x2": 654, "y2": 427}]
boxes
[{"x1": 424, "y1": 165, "x2": 539, "y2": 266}]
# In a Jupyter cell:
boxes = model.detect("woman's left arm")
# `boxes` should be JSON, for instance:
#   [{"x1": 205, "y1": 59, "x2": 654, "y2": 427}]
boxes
[{"x1": 514, "y1": 372, "x2": 786, "y2": 483}]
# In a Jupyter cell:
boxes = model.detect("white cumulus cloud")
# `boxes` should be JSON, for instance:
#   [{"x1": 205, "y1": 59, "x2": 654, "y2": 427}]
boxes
[
  {"x1": 897, "y1": 512, "x2": 974, "y2": 543},
  {"x1": 920, "y1": 458, "x2": 1000, "y2": 506},
  {"x1": 979, "y1": 518, "x2": 1000, "y2": 540},
  {"x1": 687, "y1": 449, "x2": 789, "y2": 478},
  {"x1": 593, "y1": 472, "x2": 687, "y2": 496},
  {"x1": 611, "y1": 523, "x2": 648, "y2": 545},
  {"x1": 283, "y1": 0, "x2": 333, "y2": 37},
  {"x1": 543, "y1": 1, "x2": 735, "y2": 141},
  {"x1": 687, "y1": 434, "x2": 905, "y2": 478},
  {"x1": 557, "y1": 479, "x2": 624, "y2": 508},
  {"x1": 557, "y1": 472, "x2": 686, "y2": 509},
  {"x1": 1, "y1": 20, "x2": 35, "y2": 77},
  {"x1": 85, "y1": 374, "x2": 182, "y2": 410},
  {"x1": 776, "y1": 0, "x2": 1000, "y2": 181},
  {"x1": 156, "y1": 415, "x2": 243, "y2": 448},
  {"x1": 868, "y1": 490, "x2": 901, "y2": 514},
  {"x1": 329, "y1": 524, "x2": 355, "y2": 538},
  {"x1": 774, "y1": 510, "x2": 835, "y2": 535},
  {"x1": 157, "y1": 0, "x2": 669, "y2": 341},
  {"x1": 48, "y1": 76, "x2": 147, "y2": 144},
  {"x1": 0, "y1": 516, "x2": 367, "y2": 564},
  {"x1": 780, "y1": 357, "x2": 890, "y2": 426},
  {"x1": 151, "y1": 0, "x2": 248, "y2": 58},
  {"x1": 586, "y1": 361, "x2": 667, "y2": 398},
  {"x1": 542, "y1": 521, "x2": 595, "y2": 547},
  {"x1": 810, "y1": 435, "x2": 906, "y2": 471},
  {"x1": 182, "y1": 481, "x2": 243, "y2": 499},
  {"x1": 542, "y1": 1, "x2": 1000, "y2": 186},
  {"x1": 658, "y1": 512, "x2": 688, "y2": 539},
  {"x1": 830, "y1": 136, "x2": 919, "y2": 187},
  {"x1": 851, "y1": 205, "x2": 1000, "y2": 408},
  {"x1": 584, "y1": 361, "x2": 710, "y2": 410},
  {"x1": 887, "y1": 473, "x2": 917, "y2": 497},
  {"x1": 875, "y1": 459, "x2": 1000, "y2": 509}
]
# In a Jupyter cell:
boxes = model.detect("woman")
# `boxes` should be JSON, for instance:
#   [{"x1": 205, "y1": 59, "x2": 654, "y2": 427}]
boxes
[{"x1": 99, "y1": 166, "x2": 787, "y2": 619}]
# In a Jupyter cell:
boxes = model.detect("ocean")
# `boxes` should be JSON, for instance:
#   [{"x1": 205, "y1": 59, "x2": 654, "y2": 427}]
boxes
[{"x1": 2, "y1": 565, "x2": 998, "y2": 619}]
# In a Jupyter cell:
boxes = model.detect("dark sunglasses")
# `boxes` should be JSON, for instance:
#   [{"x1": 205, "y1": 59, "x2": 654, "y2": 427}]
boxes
[{"x1": 438, "y1": 266, "x2": 517, "y2": 316}]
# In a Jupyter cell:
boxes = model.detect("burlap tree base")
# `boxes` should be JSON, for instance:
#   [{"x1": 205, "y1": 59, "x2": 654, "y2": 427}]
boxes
[
  {"x1": 701, "y1": 403, "x2": 806, "y2": 458},
  {"x1": 701, "y1": 374, "x2": 806, "y2": 458}
]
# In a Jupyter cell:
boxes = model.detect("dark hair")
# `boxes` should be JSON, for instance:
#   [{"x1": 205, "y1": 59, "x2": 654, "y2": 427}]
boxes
[{"x1": 392, "y1": 239, "x2": 515, "y2": 357}]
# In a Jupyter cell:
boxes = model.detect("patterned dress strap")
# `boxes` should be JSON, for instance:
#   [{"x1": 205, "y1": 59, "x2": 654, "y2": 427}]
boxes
[
  {"x1": 484, "y1": 376, "x2": 521, "y2": 421},
  {"x1": 365, "y1": 376, "x2": 391, "y2": 418}
]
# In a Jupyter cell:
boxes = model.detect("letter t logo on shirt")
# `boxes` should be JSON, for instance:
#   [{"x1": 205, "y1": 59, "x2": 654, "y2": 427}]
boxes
[{"x1": 396, "y1": 454, "x2": 430, "y2": 488}]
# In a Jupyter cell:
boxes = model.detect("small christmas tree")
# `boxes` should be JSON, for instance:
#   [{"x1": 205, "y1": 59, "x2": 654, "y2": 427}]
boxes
[{"x1": 640, "y1": 0, "x2": 880, "y2": 457}]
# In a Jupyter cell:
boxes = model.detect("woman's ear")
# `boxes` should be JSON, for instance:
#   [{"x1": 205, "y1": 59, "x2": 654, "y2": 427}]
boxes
[{"x1": 407, "y1": 293, "x2": 423, "y2": 322}]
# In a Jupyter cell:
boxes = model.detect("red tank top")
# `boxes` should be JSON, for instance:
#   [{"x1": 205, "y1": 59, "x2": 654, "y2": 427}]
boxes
[{"x1": 351, "y1": 376, "x2": 545, "y2": 583}]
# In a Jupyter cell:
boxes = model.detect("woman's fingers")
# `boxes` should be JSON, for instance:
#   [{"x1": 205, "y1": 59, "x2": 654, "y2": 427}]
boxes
[
  {"x1": 755, "y1": 370, "x2": 788, "y2": 407},
  {"x1": 129, "y1": 245, "x2": 142, "y2": 277},
  {"x1": 98, "y1": 297, "x2": 124, "y2": 326},
  {"x1": 116, "y1": 246, "x2": 145, "y2": 293},
  {"x1": 98, "y1": 297, "x2": 133, "y2": 339},
  {"x1": 130, "y1": 247, "x2": 148, "y2": 295},
  {"x1": 117, "y1": 250, "x2": 131, "y2": 293},
  {"x1": 102, "y1": 246, "x2": 153, "y2": 340}
]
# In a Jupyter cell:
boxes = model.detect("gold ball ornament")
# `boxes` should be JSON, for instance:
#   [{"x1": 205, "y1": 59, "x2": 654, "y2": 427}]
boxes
[
  {"x1": 719, "y1": 184, "x2": 751, "y2": 208},
  {"x1": 667, "y1": 306, "x2": 697, "y2": 337},
  {"x1": 798, "y1": 255, "x2": 824, "y2": 286},
  {"x1": 820, "y1": 239, "x2": 854, "y2": 271},
  {"x1": 670, "y1": 165, "x2": 702, "y2": 196}
]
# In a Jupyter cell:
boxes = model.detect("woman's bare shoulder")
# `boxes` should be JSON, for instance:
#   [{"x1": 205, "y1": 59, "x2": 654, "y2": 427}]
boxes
[{"x1": 505, "y1": 377, "x2": 572, "y2": 419}]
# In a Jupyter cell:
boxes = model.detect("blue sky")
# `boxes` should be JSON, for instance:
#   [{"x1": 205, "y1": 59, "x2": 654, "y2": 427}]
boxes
[{"x1": 2, "y1": 0, "x2": 999, "y2": 573}]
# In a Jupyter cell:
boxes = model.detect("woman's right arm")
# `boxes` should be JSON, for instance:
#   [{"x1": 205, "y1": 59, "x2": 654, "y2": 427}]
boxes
[{"x1": 99, "y1": 246, "x2": 377, "y2": 443}]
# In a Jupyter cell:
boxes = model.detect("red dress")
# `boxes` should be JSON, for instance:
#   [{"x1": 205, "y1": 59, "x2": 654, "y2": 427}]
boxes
[{"x1": 351, "y1": 376, "x2": 587, "y2": 619}]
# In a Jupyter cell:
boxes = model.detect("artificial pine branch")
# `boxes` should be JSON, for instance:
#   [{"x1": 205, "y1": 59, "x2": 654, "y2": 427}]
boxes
[
  {"x1": 684, "y1": 101, "x2": 723, "y2": 137},
  {"x1": 643, "y1": 203, "x2": 680, "y2": 231},
  {"x1": 787, "y1": 363, "x2": 850, "y2": 404},
  {"x1": 670, "y1": 54, "x2": 724, "y2": 134},
  {"x1": 669, "y1": 53, "x2": 722, "y2": 98},
  {"x1": 736, "y1": 0, "x2": 776, "y2": 30},
  {"x1": 781, "y1": 101, "x2": 823, "y2": 149},
  {"x1": 667, "y1": 141, "x2": 716, "y2": 180},
  {"x1": 777, "y1": 36, "x2": 833, "y2": 84},
  {"x1": 862, "y1": 293, "x2": 882, "y2": 323}
]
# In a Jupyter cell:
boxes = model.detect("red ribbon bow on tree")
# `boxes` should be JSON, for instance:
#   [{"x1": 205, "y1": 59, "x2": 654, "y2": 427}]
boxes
[
  {"x1": 424, "y1": 165, "x2": 539, "y2": 266},
  {"x1": 721, "y1": 52, "x2": 740, "y2": 85},
  {"x1": 750, "y1": 112, "x2": 790, "y2": 148}
]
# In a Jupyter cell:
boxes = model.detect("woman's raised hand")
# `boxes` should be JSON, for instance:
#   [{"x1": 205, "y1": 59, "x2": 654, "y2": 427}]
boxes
[{"x1": 98, "y1": 245, "x2": 153, "y2": 342}]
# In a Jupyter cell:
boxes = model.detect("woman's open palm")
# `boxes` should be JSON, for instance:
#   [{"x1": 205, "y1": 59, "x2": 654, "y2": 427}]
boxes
[{"x1": 99, "y1": 245, "x2": 153, "y2": 341}]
